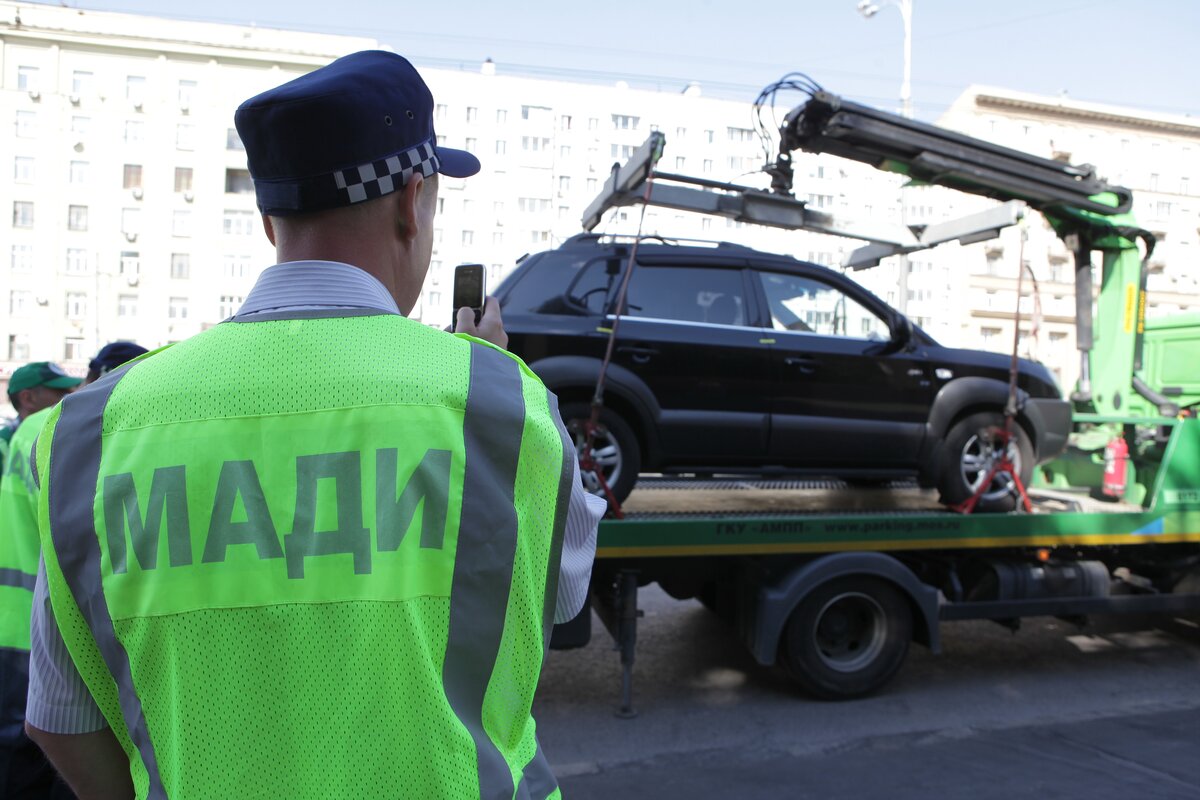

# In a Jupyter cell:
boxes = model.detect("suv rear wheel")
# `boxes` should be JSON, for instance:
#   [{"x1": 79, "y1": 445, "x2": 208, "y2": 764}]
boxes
[
  {"x1": 936, "y1": 411, "x2": 1034, "y2": 512},
  {"x1": 560, "y1": 402, "x2": 641, "y2": 504}
]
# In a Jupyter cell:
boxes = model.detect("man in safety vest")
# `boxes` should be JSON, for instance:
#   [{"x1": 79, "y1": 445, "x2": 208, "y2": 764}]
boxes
[
  {"x1": 2, "y1": 363, "x2": 82, "y2": 798},
  {"x1": 25, "y1": 51, "x2": 603, "y2": 800}
]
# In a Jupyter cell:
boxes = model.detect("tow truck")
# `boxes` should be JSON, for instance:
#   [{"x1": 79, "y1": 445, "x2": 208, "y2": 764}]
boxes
[{"x1": 556, "y1": 82, "x2": 1200, "y2": 711}]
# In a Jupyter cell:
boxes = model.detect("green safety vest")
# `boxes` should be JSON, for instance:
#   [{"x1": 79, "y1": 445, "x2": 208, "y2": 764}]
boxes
[
  {"x1": 0, "y1": 407, "x2": 49, "y2": 653},
  {"x1": 36, "y1": 311, "x2": 574, "y2": 800}
]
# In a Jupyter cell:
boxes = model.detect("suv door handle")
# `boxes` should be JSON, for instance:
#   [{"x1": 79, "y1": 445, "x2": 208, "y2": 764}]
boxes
[
  {"x1": 784, "y1": 356, "x2": 819, "y2": 374},
  {"x1": 617, "y1": 345, "x2": 658, "y2": 364}
]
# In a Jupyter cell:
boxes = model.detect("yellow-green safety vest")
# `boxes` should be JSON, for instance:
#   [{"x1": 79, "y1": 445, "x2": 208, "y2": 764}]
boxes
[
  {"x1": 0, "y1": 407, "x2": 50, "y2": 653},
  {"x1": 36, "y1": 310, "x2": 574, "y2": 800}
]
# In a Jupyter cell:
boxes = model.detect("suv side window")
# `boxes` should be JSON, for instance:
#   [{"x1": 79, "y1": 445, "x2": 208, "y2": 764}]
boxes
[
  {"x1": 502, "y1": 254, "x2": 611, "y2": 315},
  {"x1": 757, "y1": 271, "x2": 890, "y2": 340},
  {"x1": 623, "y1": 265, "x2": 747, "y2": 326}
]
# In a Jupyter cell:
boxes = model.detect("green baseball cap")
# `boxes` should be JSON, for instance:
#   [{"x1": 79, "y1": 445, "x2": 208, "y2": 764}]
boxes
[{"x1": 7, "y1": 361, "x2": 83, "y2": 397}]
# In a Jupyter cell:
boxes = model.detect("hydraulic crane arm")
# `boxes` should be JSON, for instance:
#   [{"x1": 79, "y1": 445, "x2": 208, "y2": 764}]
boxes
[{"x1": 778, "y1": 91, "x2": 1133, "y2": 217}]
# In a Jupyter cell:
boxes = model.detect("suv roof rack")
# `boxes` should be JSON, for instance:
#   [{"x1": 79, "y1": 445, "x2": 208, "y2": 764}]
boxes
[{"x1": 560, "y1": 232, "x2": 754, "y2": 251}]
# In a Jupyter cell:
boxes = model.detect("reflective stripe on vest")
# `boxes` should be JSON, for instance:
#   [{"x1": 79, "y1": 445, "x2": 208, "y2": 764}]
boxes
[
  {"x1": 45, "y1": 317, "x2": 571, "y2": 799},
  {"x1": 47, "y1": 360, "x2": 168, "y2": 799}
]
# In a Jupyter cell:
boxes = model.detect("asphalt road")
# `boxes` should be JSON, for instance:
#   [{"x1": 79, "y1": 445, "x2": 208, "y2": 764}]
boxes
[{"x1": 533, "y1": 586, "x2": 1200, "y2": 799}]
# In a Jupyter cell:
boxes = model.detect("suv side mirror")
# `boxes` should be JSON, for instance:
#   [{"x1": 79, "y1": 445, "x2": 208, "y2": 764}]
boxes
[{"x1": 883, "y1": 313, "x2": 914, "y2": 354}]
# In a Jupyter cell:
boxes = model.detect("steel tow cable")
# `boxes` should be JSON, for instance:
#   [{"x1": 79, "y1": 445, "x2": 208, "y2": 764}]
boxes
[{"x1": 581, "y1": 140, "x2": 665, "y2": 519}]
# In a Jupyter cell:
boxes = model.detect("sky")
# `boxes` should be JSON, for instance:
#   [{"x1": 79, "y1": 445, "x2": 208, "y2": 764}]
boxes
[{"x1": 55, "y1": 0, "x2": 1200, "y2": 122}]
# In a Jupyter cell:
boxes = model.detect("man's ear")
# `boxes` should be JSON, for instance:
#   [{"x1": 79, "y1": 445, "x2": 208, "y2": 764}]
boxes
[
  {"x1": 262, "y1": 214, "x2": 277, "y2": 246},
  {"x1": 396, "y1": 173, "x2": 426, "y2": 243}
]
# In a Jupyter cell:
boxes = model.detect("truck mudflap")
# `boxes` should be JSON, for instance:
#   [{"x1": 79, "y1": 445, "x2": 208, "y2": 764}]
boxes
[{"x1": 748, "y1": 551, "x2": 942, "y2": 666}]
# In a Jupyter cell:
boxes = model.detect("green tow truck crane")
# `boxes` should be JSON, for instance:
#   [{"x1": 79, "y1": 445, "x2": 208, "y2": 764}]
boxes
[{"x1": 562, "y1": 86, "x2": 1200, "y2": 710}]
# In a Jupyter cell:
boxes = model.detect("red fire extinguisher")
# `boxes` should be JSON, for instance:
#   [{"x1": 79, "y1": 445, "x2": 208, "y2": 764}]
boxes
[{"x1": 1102, "y1": 436, "x2": 1129, "y2": 498}]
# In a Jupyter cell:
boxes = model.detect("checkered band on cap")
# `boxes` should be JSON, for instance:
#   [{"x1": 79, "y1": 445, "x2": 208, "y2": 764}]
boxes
[{"x1": 333, "y1": 140, "x2": 439, "y2": 205}]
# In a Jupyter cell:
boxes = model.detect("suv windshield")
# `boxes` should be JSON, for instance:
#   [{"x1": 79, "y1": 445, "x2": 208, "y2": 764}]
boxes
[{"x1": 503, "y1": 255, "x2": 613, "y2": 315}]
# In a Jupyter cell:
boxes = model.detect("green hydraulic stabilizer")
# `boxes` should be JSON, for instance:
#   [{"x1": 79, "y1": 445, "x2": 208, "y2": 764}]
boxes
[{"x1": 777, "y1": 92, "x2": 1194, "y2": 423}]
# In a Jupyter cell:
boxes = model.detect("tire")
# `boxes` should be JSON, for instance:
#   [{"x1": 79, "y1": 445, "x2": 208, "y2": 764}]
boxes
[
  {"x1": 559, "y1": 401, "x2": 641, "y2": 505},
  {"x1": 779, "y1": 576, "x2": 912, "y2": 700},
  {"x1": 936, "y1": 411, "x2": 1034, "y2": 513}
]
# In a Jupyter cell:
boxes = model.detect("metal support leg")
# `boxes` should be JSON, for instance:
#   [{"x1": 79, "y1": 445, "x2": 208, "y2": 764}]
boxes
[{"x1": 614, "y1": 570, "x2": 640, "y2": 718}]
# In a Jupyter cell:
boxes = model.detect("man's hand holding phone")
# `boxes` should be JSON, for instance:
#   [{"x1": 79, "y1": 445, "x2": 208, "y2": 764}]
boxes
[{"x1": 452, "y1": 263, "x2": 507, "y2": 349}]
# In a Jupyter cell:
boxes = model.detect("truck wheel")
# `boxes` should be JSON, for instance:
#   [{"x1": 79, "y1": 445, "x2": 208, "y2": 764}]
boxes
[
  {"x1": 560, "y1": 402, "x2": 641, "y2": 505},
  {"x1": 779, "y1": 576, "x2": 912, "y2": 700},
  {"x1": 936, "y1": 411, "x2": 1034, "y2": 513}
]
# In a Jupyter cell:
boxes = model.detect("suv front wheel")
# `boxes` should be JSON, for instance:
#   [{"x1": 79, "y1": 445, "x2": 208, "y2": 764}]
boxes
[
  {"x1": 936, "y1": 411, "x2": 1034, "y2": 513},
  {"x1": 560, "y1": 402, "x2": 641, "y2": 505}
]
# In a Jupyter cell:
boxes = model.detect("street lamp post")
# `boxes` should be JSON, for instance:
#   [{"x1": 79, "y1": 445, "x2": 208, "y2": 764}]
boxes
[{"x1": 858, "y1": 0, "x2": 914, "y2": 314}]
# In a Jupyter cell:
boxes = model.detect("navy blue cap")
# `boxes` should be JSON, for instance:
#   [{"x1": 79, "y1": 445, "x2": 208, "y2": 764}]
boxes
[
  {"x1": 88, "y1": 341, "x2": 148, "y2": 376},
  {"x1": 234, "y1": 50, "x2": 480, "y2": 216}
]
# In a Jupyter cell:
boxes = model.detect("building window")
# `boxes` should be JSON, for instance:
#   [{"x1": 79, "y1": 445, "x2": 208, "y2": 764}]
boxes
[
  {"x1": 496, "y1": 140, "x2": 506, "y2": 155},
  {"x1": 560, "y1": 115, "x2": 572, "y2": 131},
  {"x1": 71, "y1": 116, "x2": 89, "y2": 136},
  {"x1": 117, "y1": 294, "x2": 138, "y2": 317},
  {"x1": 8, "y1": 334, "x2": 30, "y2": 361},
  {"x1": 119, "y1": 251, "x2": 140, "y2": 278},
  {"x1": 170, "y1": 252, "x2": 190, "y2": 279},
  {"x1": 675, "y1": 156, "x2": 686, "y2": 170},
  {"x1": 15, "y1": 111, "x2": 36, "y2": 138},
  {"x1": 71, "y1": 70, "x2": 93, "y2": 97},
  {"x1": 168, "y1": 296, "x2": 189, "y2": 320},
  {"x1": 123, "y1": 164, "x2": 143, "y2": 190},
  {"x1": 522, "y1": 136, "x2": 550, "y2": 152},
  {"x1": 558, "y1": 176, "x2": 570, "y2": 193},
  {"x1": 67, "y1": 205, "x2": 88, "y2": 232},
  {"x1": 218, "y1": 295, "x2": 244, "y2": 319},
  {"x1": 435, "y1": 104, "x2": 448, "y2": 120},
  {"x1": 496, "y1": 109, "x2": 507, "y2": 124},
  {"x1": 11, "y1": 244, "x2": 34, "y2": 273},
  {"x1": 587, "y1": 117, "x2": 599, "y2": 131},
  {"x1": 226, "y1": 128, "x2": 244, "y2": 151},
  {"x1": 175, "y1": 167, "x2": 194, "y2": 193},
  {"x1": 466, "y1": 106, "x2": 478, "y2": 122},
  {"x1": 461, "y1": 230, "x2": 474, "y2": 245},
  {"x1": 222, "y1": 254, "x2": 251, "y2": 279},
  {"x1": 121, "y1": 208, "x2": 141, "y2": 236},
  {"x1": 727, "y1": 126, "x2": 755, "y2": 143},
  {"x1": 64, "y1": 338, "x2": 86, "y2": 361},
  {"x1": 610, "y1": 144, "x2": 635, "y2": 160},
  {"x1": 66, "y1": 292, "x2": 88, "y2": 319},
  {"x1": 611, "y1": 114, "x2": 639, "y2": 130},
  {"x1": 176, "y1": 124, "x2": 196, "y2": 151},
  {"x1": 560, "y1": 144, "x2": 571, "y2": 158},
  {"x1": 66, "y1": 248, "x2": 90, "y2": 274},
  {"x1": 178, "y1": 79, "x2": 197, "y2": 109},
  {"x1": 224, "y1": 169, "x2": 254, "y2": 194},
  {"x1": 17, "y1": 65, "x2": 40, "y2": 92},
  {"x1": 125, "y1": 120, "x2": 144, "y2": 144},
  {"x1": 126, "y1": 75, "x2": 146, "y2": 107},
  {"x1": 465, "y1": 137, "x2": 477, "y2": 153},
  {"x1": 70, "y1": 161, "x2": 89, "y2": 184},
  {"x1": 13, "y1": 201, "x2": 34, "y2": 229},
  {"x1": 518, "y1": 197, "x2": 551, "y2": 213},
  {"x1": 172, "y1": 211, "x2": 191, "y2": 237},
  {"x1": 13, "y1": 156, "x2": 34, "y2": 183},
  {"x1": 586, "y1": 178, "x2": 597, "y2": 193},
  {"x1": 493, "y1": 231, "x2": 503, "y2": 245},
  {"x1": 9, "y1": 290, "x2": 33, "y2": 315},
  {"x1": 702, "y1": 159, "x2": 713, "y2": 174},
  {"x1": 223, "y1": 210, "x2": 255, "y2": 236}
]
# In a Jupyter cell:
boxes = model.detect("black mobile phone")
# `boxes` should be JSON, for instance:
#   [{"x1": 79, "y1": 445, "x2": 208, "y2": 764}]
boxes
[{"x1": 453, "y1": 263, "x2": 486, "y2": 327}]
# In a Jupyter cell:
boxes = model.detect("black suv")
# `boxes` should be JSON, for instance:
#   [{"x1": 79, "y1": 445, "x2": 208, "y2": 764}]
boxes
[{"x1": 497, "y1": 234, "x2": 1071, "y2": 512}]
